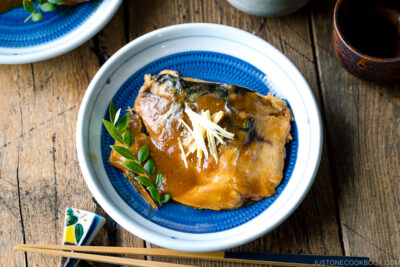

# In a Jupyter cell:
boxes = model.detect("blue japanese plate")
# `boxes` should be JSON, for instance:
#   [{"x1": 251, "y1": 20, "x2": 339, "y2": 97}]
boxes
[
  {"x1": 0, "y1": 0, "x2": 121, "y2": 64},
  {"x1": 76, "y1": 23, "x2": 322, "y2": 252}
]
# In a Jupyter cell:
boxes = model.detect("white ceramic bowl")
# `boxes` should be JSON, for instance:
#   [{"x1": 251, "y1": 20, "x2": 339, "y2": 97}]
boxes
[
  {"x1": 0, "y1": 0, "x2": 122, "y2": 64},
  {"x1": 227, "y1": 0, "x2": 311, "y2": 17},
  {"x1": 76, "y1": 23, "x2": 322, "y2": 252}
]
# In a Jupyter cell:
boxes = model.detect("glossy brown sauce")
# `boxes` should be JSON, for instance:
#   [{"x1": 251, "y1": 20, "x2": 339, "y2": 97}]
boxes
[{"x1": 110, "y1": 71, "x2": 292, "y2": 210}]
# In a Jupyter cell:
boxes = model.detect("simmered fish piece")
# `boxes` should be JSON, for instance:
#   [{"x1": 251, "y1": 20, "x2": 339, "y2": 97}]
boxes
[{"x1": 109, "y1": 70, "x2": 292, "y2": 210}]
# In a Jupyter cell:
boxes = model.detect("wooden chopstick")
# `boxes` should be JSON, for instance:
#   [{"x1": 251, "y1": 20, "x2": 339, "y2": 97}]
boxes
[
  {"x1": 15, "y1": 244, "x2": 196, "y2": 267},
  {"x1": 16, "y1": 244, "x2": 370, "y2": 267},
  {"x1": 17, "y1": 244, "x2": 225, "y2": 261},
  {"x1": 16, "y1": 244, "x2": 314, "y2": 266}
]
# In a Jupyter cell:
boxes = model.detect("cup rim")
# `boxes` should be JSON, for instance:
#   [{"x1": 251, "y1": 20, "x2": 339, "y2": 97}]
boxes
[{"x1": 333, "y1": 0, "x2": 400, "y2": 63}]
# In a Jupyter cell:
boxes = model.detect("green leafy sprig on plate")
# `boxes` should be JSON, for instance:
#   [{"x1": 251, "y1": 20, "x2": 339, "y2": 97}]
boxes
[
  {"x1": 103, "y1": 101, "x2": 171, "y2": 206},
  {"x1": 23, "y1": 0, "x2": 64, "y2": 22}
]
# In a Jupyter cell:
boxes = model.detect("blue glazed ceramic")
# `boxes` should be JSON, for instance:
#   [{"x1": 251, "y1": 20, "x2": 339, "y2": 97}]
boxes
[
  {"x1": 0, "y1": 0, "x2": 122, "y2": 64},
  {"x1": 77, "y1": 24, "x2": 322, "y2": 252},
  {"x1": 0, "y1": 2, "x2": 100, "y2": 48},
  {"x1": 101, "y1": 51, "x2": 299, "y2": 234}
]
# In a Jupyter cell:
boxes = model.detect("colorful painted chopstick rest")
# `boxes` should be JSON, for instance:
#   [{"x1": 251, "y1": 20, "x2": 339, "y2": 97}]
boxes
[{"x1": 59, "y1": 208, "x2": 106, "y2": 267}]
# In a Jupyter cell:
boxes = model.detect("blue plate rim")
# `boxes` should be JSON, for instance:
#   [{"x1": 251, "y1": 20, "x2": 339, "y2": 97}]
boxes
[{"x1": 0, "y1": 0, "x2": 122, "y2": 64}]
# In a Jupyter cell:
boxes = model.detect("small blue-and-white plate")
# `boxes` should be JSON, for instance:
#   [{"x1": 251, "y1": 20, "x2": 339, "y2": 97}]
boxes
[
  {"x1": 0, "y1": 0, "x2": 122, "y2": 64},
  {"x1": 76, "y1": 23, "x2": 322, "y2": 252}
]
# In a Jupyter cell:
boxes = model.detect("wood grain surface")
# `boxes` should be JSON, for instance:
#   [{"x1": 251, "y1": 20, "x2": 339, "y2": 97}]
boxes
[
  {"x1": 0, "y1": 0, "x2": 398, "y2": 266},
  {"x1": 311, "y1": 0, "x2": 400, "y2": 263}
]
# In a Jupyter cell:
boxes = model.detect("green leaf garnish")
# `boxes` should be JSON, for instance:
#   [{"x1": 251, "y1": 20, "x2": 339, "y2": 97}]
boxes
[
  {"x1": 48, "y1": 0, "x2": 64, "y2": 4},
  {"x1": 161, "y1": 194, "x2": 171, "y2": 203},
  {"x1": 32, "y1": 12, "x2": 43, "y2": 21},
  {"x1": 121, "y1": 161, "x2": 146, "y2": 175},
  {"x1": 22, "y1": 0, "x2": 64, "y2": 22},
  {"x1": 155, "y1": 173, "x2": 163, "y2": 189},
  {"x1": 114, "y1": 108, "x2": 121, "y2": 125},
  {"x1": 109, "y1": 100, "x2": 116, "y2": 125},
  {"x1": 103, "y1": 102, "x2": 168, "y2": 207},
  {"x1": 144, "y1": 159, "x2": 156, "y2": 176},
  {"x1": 147, "y1": 186, "x2": 160, "y2": 203},
  {"x1": 135, "y1": 176, "x2": 154, "y2": 188},
  {"x1": 103, "y1": 119, "x2": 125, "y2": 144},
  {"x1": 138, "y1": 145, "x2": 149, "y2": 163},
  {"x1": 23, "y1": 0, "x2": 35, "y2": 12},
  {"x1": 117, "y1": 113, "x2": 130, "y2": 132},
  {"x1": 110, "y1": 145, "x2": 136, "y2": 160},
  {"x1": 40, "y1": 2, "x2": 55, "y2": 12},
  {"x1": 123, "y1": 129, "x2": 135, "y2": 147}
]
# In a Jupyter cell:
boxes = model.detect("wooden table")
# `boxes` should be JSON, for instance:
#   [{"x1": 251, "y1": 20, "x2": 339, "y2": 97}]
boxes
[{"x1": 1, "y1": 0, "x2": 399, "y2": 266}]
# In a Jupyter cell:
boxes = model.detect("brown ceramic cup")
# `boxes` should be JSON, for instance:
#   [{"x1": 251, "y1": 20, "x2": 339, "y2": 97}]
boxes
[{"x1": 333, "y1": 0, "x2": 400, "y2": 83}]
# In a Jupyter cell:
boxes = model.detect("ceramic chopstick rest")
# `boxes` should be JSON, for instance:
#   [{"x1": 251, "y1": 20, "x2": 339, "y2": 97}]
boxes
[{"x1": 59, "y1": 208, "x2": 106, "y2": 267}]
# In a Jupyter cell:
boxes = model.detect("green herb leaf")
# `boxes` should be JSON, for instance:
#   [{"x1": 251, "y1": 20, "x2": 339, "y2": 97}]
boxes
[
  {"x1": 121, "y1": 161, "x2": 146, "y2": 175},
  {"x1": 161, "y1": 194, "x2": 171, "y2": 203},
  {"x1": 115, "y1": 108, "x2": 121, "y2": 125},
  {"x1": 109, "y1": 100, "x2": 116, "y2": 125},
  {"x1": 138, "y1": 145, "x2": 149, "y2": 163},
  {"x1": 48, "y1": 0, "x2": 64, "y2": 4},
  {"x1": 105, "y1": 102, "x2": 166, "y2": 207},
  {"x1": 117, "y1": 113, "x2": 129, "y2": 132},
  {"x1": 110, "y1": 145, "x2": 136, "y2": 160},
  {"x1": 40, "y1": 2, "x2": 55, "y2": 12},
  {"x1": 135, "y1": 176, "x2": 154, "y2": 188},
  {"x1": 144, "y1": 159, "x2": 156, "y2": 176},
  {"x1": 32, "y1": 12, "x2": 43, "y2": 21},
  {"x1": 38, "y1": 0, "x2": 44, "y2": 4},
  {"x1": 155, "y1": 173, "x2": 163, "y2": 189},
  {"x1": 23, "y1": 0, "x2": 35, "y2": 12},
  {"x1": 147, "y1": 186, "x2": 160, "y2": 203},
  {"x1": 103, "y1": 119, "x2": 125, "y2": 144},
  {"x1": 123, "y1": 129, "x2": 135, "y2": 147}
]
